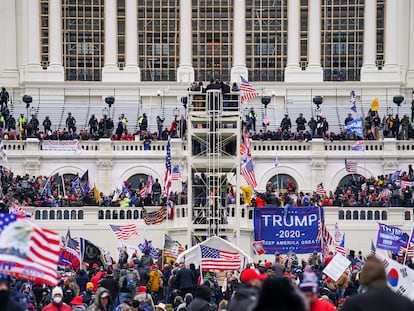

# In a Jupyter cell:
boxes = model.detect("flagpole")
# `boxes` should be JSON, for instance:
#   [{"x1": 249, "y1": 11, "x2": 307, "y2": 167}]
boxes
[{"x1": 403, "y1": 224, "x2": 414, "y2": 265}]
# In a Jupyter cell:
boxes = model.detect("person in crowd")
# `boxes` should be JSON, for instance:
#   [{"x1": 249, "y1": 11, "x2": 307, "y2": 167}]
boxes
[
  {"x1": 296, "y1": 113, "x2": 307, "y2": 132},
  {"x1": 341, "y1": 255, "x2": 414, "y2": 311},
  {"x1": 400, "y1": 114, "x2": 410, "y2": 140},
  {"x1": 227, "y1": 268, "x2": 266, "y2": 311},
  {"x1": 252, "y1": 277, "x2": 306, "y2": 311},
  {"x1": 42, "y1": 286, "x2": 72, "y2": 311},
  {"x1": 0, "y1": 274, "x2": 25, "y2": 311},
  {"x1": 186, "y1": 284, "x2": 211, "y2": 311},
  {"x1": 272, "y1": 252, "x2": 286, "y2": 277},
  {"x1": 152, "y1": 179, "x2": 162, "y2": 206},
  {"x1": 71, "y1": 295, "x2": 87, "y2": 311},
  {"x1": 66, "y1": 113, "x2": 77, "y2": 134},
  {"x1": 308, "y1": 117, "x2": 317, "y2": 138},
  {"x1": 299, "y1": 267, "x2": 336, "y2": 311},
  {"x1": 99, "y1": 271, "x2": 119, "y2": 310},
  {"x1": 248, "y1": 108, "x2": 257, "y2": 132},
  {"x1": 89, "y1": 115, "x2": 98, "y2": 136},
  {"x1": 86, "y1": 287, "x2": 112, "y2": 311},
  {"x1": 156, "y1": 116, "x2": 165, "y2": 140},
  {"x1": 176, "y1": 293, "x2": 193, "y2": 311},
  {"x1": 43, "y1": 116, "x2": 52, "y2": 134},
  {"x1": 0, "y1": 87, "x2": 9, "y2": 110},
  {"x1": 280, "y1": 113, "x2": 291, "y2": 132},
  {"x1": 134, "y1": 286, "x2": 155, "y2": 310},
  {"x1": 175, "y1": 264, "x2": 194, "y2": 298}
]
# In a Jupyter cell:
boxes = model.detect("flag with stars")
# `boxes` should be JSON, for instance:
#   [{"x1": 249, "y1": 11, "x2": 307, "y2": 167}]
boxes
[
  {"x1": 164, "y1": 138, "x2": 172, "y2": 197},
  {"x1": 0, "y1": 213, "x2": 60, "y2": 285},
  {"x1": 109, "y1": 224, "x2": 139, "y2": 240},
  {"x1": 200, "y1": 245, "x2": 241, "y2": 271}
]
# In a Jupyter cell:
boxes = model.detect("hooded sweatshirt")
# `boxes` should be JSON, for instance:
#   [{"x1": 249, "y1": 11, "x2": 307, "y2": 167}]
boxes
[{"x1": 86, "y1": 287, "x2": 111, "y2": 311}]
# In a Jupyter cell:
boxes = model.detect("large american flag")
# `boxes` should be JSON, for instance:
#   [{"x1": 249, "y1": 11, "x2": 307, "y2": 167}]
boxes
[
  {"x1": 317, "y1": 220, "x2": 333, "y2": 246},
  {"x1": 164, "y1": 138, "x2": 172, "y2": 197},
  {"x1": 240, "y1": 76, "x2": 259, "y2": 103},
  {"x1": 0, "y1": 214, "x2": 60, "y2": 285},
  {"x1": 109, "y1": 224, "x2": 139, "y2": 240},
  {"x1": 345, "y1": 159, "x2": 357, "y2": 173},
  {"x1": 334, "y1": 234, "x2": 349, "y2": 256},
  {"x1": 401, "y1": 180, "x2": 413, "y2": 189},
  {"x1": 200, "y1": 245, "x2": 241, "y2": 271},
  {"x1": 241, "y1": 158, "x2": 257, "y2": 188},
  {"x1": 163, "y1": 234, "x2": 184, "y2": 258},
  {"x1": 143, "y1": 206, "x2": 167, "y2": 225}
]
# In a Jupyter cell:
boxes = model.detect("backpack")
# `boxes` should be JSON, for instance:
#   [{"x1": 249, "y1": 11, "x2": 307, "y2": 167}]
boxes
[
  {"x1": 139, "y1": 293, "x2": 154, "y2": 311},
  {"x1": 120, "y1": 275, "x2": 135, "y2": 292}
]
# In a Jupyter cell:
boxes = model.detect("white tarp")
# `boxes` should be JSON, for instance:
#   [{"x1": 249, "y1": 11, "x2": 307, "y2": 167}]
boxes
[{"x1": 176, "y1": 236, "x2": 253, "y2": 269}]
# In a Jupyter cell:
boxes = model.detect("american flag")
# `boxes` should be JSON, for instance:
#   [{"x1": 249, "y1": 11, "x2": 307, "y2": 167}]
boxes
[
  {"x1": 241, "y1": 158, "x2": 257, "y2": 188},
  {"x1": 164, "y1": 138, "x2": 172, "y2": 197},
  {"x1": 401, "y1": 180, "x2": 413, "y2": 189},
  {"x1": 138, "y1": 186, "x2": 147, "y2": 199},
  {"x1": 0, "y1": 213, "x2": 60, "y2": 285},
  {"x1": 109, "y1": 224, "x2": 139, "y2": 240},
  {"x1": 351, "y1": 140, "x2": 364, "y2": 151},
  {"x1": 345, "y1": 159, "x2": 357, "y2": 173},
  {"x1": 146, "y1": 175, "x2": 153, "y2": 195},
  {"x1": 334, "y1": 234, "x2": 349, "y2": 256},
  {"x1": 167, "y1": 200, "x2": 174, "y2": 220},
  {"x1": 66, "y1": 230, "x2": 81, "y2": 254},
  {"x1": 143, "y1": 206, "x2": 167, "y2": 225},
  {"x1": 317, "y1": 220, "x2": 333, "y2": 246},
  {"x1": 316, "y1": 183, "x2": 325, "y2": 195},
  {"x1": 11, "y1": 201, "x2": 32, "y2": 218},
  {"x1": 171, "y1": 165, "x2": 180, "y2": 181},
  {"x1": 240, "y1": 76, "x2": 259, "y2": 103},
  {"x1": 200, "y1": 245, "x2": 241, "y2": 271},
  {"x1": 350, "y1": 90, "x2": 357, "y2": 113},
  {"x1": 379, "y1": 188, "x2": 391, "y2": 199},
  {"x1": 243, "y1": 130, "x2": 252, "y2": 156}
]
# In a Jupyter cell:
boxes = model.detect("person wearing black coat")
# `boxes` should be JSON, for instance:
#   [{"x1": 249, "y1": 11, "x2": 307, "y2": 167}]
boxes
[
  {"x1": 0, "y1": 274, "x2": 25, "y2": 311},
  {"x1": 99, "y1": 273, "x2": 119, "y2": 310},
  {"x1": 175, "y1": 265, "x2": 195, "y2": 297},
  {"x1": 187, "y1": 284, "x2": 211, "y2": 311},
  {"x1": 341, "y1": 255, "x2": 414, "y2": 311},
  {"x1": 76, "y1": 270, "x2": 89, "y2": 293}
]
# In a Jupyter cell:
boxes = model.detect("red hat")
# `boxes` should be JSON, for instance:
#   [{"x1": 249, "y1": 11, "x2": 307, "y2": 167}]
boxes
[
  {"x1": 92, "y1": 263, "x2": 99, "y2": 268},
  {"x1": 129, "y1": 262, "x2": 135, "y2": 268},
  {"x1": 138, "y1": 286, "x2": 146, "y2": 293},
  {"x1": 240, "y1": 268, "x2": 267, "y2": 283},
  {"x1": 264, "y1": 262, "x2": 272, "y2": 269},
  {"x1": 70, "y1": 296, "x2": 84, "y2": 305},
  {"x1": 150, "y1": 264, "x2": 157, "y2": 269}
]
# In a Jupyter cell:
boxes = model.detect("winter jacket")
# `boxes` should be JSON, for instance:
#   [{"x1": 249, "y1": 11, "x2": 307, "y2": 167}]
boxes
[
  {"x1": 176, "y1": 268, "x2": 194, "y2": 290},
  {"x1": 86, "y1": 287, "x2": 112, "y2": 311},
  {"x1": 187, "y1": 285, "x2": 211, "y2": 311},
  {"x1": 41, "y1": 301, "x2": 72, "y2": 311},
  {"x1": 76, "y1": 270, "x2": 90, "y2": 293},
  {"x1": 227, "y1": 284, "x2": 260, "y2": 311}
]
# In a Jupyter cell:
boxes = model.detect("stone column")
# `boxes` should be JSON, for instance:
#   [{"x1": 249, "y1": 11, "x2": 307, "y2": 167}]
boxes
[
  {"x1": 26, "y1": 0, "x2": 43, "y2": 76},
  {"x1": 284, "y1": 0, "x2": 301, "y2": 82},
  {"x1": 47, "y1": 0, "x2": 64, "y2": 80},
  {"x1": 124, "y1": 0, "x2": 140, "y2": 81},
  {"x1": 304, "y1": 0, "x2": 323, "y2": 81},
  {"x1": 360, "y1": 0, "x2": 378, "y2": 81},
  {"x1": 177, "y1": 0, "x2": 194, "y2": 83},
  {"x1": 102, "y1": 0, "x2": 120, "y2": 81},
  {"x1": 230, "y1": 0, "x2": 248, "y2": 82},
  {"x1": 0, "y1": 0, "x2": 19, "y2": 85},
  {"x1": 384, "y1": 0, "x2": 398, "y2": 70},
  {"x1": 405, "y1": 1, "x2": 414, "y2": 86}
]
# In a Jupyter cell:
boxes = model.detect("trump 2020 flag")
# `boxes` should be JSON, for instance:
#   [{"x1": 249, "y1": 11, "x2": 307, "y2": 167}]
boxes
[
  {"x1": 0, "y1": 213, "x2": 60, "y2": 285},
  {"x1": 200, "y1": 245, "x2": 241, "y2": 271},
  {"x1": 345, "y1": 118, "x2": 363, "y2": 138}
]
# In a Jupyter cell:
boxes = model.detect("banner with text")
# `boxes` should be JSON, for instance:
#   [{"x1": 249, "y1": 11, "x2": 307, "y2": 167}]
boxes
[
  {"x1": 42, "y1": 140, "x2": 82, "y2": 153},
  {"x1": 376, "y1": 223, "x2": 409, "y2": 253},
  {"x1": 254, "y1": 206, "x2": 321, "y2": 254}
]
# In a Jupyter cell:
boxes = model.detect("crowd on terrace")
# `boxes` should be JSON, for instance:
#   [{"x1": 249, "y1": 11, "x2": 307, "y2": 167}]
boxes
[
  {"x1": 1, "y1": 164, "x2": 414, "y2": 210},
  {"x1": 1, "y1": 86, "x2": 414, "y2": 143}
]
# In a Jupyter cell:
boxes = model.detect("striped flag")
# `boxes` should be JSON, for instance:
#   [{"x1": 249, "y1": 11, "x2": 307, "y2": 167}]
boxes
[
  {"x1": 334, "y1": 234, "x2": 349, "y2": 256},
  {"x1": 345, "y1": 159, "x2": 357, "y2": 173},
  {"x1": 138, "y1": 186, "x2": 147, "y2": 199},
  {"x1": 171, "y1": 165, "x2": 180, "y2": 181},
  {"x1": 164, "y1": 138, "x2": 172, "y2": 197},
  {"x1": 316, "y1": 183, "x2": 325, "y2": 195},
  {"x1": 401, "y1": 180, "x2": 413, "y2": 189},
  {"x1": 143, "y1": 206, "x2": 167, "y2": 225},
  {"x1": 109, "y1": 224, "x2": 139, "y2": 240},
  {"x1": 351, "y1": 140, "x2": 364, "y2": 151},
  {"x1": 240, "y1": 76, "x2": 259, "y2": 103},
  {"x1": 334, "y1": 223, "x2": 341, "y2": 243},
  {"x1": 200, "y1": 245, "x2": 241, "y2": 271},
  {"x1": 10, "y1": 201, "x2": 32, "y2": 218},
  {"x1": 0, "y1": 213, "x2": 60, "y2": 285},
  {"x1": 146, "y1": 176, "x2": 153, "y2": 195},
  {"x1": 317, "y1": 219, "x2": 333, "y2": 246},
  {"x1": 241, "y1": 158, "x2": 257, "y2": 188}
]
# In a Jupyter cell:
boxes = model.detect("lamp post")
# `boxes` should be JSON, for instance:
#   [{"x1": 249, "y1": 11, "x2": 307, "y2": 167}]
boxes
[
  {"x1": 105, "y1": 96, "x2": 115, "y2": 118},
  {"x1": 393, "y1": 95, "x2": 404, "y2": 116},
  {"x1": 22, "y1": 95, "x2": 32, "y2": 119},
  {"x1": 102, "y1": 107, "x2": 108, "y2": 138},
  {"x1": 261, "y1": 96, "x2": 271, "y2": 131},
  {"x1": 313, "y1": 96, "x2": 323, "y2": 138}
]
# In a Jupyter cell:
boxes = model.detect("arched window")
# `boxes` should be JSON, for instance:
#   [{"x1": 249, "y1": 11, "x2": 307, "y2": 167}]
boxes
[
  {"x1": 405, "y1": 211, "x2": 411, "y2": 221},
  {"x1": 338, "y1": 174, "x2": 363, "y2": 188},
  {"x1": 267, "y1": 174, "x2": 298, "y2": 194},
  {"x1": 339, "y1": 210, "x2": 344, "y2": 220},
  {"x1": 120, "y1": 210, "x2": 125, "y2": 219},
  {"x1": 42, "y1": 210, "x2": 48, "y2": 220},
  {"x1": 71, "y1": 210, "x2": 77, "y2": 219},
  {"x1": 35, "y1": 210, "x2": 41, "y2": 220},
  {"x1": 374, "y1": 211, "x2": 380, "y2": 220},
  {"x1": 360, "y1": 210, "x2": 366, "y2": 220},
  {"x1": 64, "y1": 210, "x2": 69, "y2": 219},
  {"x1": 49, "y1": 210, "x2": 55, "y2": 220},
  {"x1": 127, "y1": 174, "x2": 150, "y2": 189},
  {"x1": 98, "y1": 210, "x2": 104, "y2": 220},
  {"x1": 57, "y1": 210, "x2": 63, "y2": 220},
  {"x1": 367, "y1": 211, "x2": 373, "y2": 220},
  {"x1": 353, "y1": 211, "x2": 359, "y2": 220},
  {"x1": 346, "y1": 210, "x2": 351, "y2": 220},
  {"x1": 381, "y1": 211, "x2": 387, "y2": 220},
  {"x1": 105, "y1": 210, "x2": 111, "y2": 219},
  {"x1": 127, "y1": 210, "x2": 132, "y2": 219},
  {"x1": 78, "y1": 210, "x2": 84, "y2": 220}
]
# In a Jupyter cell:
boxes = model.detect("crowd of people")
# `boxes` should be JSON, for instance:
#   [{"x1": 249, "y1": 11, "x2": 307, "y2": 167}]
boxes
[{"x1": 0, "y1": 240, "x2": 413, "y2": 311}]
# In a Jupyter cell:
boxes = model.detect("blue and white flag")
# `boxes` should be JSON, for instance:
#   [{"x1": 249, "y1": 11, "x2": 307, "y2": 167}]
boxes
[
  {"x1": 350, "y1": 91, "x2": 357, "y2": 113},
  {"x1": 345, "y1": 118, "x2": 363, "y2": 138}
]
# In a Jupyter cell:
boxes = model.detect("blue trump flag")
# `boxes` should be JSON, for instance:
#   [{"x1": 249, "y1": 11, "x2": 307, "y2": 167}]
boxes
[
  {"x1": 345, "y1": 118, "x2": 363, "y2": 138},
  {"x1": 254, "y1": 206, "x2": 321, "y2": 254},
  {"x1": 376, "y1": 223, "x2": 409, "y2": 253}
]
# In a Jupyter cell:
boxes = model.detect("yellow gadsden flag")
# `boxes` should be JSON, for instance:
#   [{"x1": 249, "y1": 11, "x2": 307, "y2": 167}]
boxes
[
  {"x1": 371, "y1": 97, "x2": 379, "y2": 111},
  {"x1": 93, "y1": 185, "x2": 101, "y2": 203},
  {"x1": 240, "y1": 185, "x2": 253, "y2": 205}
]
